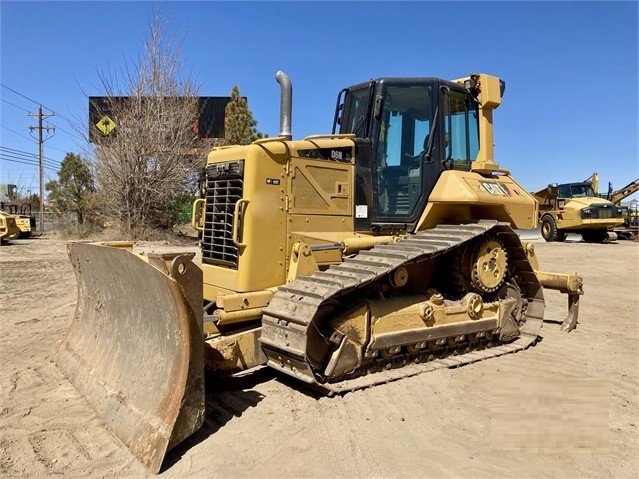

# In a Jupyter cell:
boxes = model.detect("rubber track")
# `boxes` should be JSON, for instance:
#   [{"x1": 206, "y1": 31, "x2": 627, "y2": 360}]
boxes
[{"x1": 259, "y1": 221, "x2": 545, "y2": 395}]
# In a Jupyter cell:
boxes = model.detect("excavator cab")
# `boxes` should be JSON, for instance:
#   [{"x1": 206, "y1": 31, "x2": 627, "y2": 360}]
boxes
[{"x1": 333, "y1": 77, "x2": 496, "y2": 232}]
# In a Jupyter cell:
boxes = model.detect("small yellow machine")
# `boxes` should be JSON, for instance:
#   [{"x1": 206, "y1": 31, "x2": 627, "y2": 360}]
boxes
[
  {"x1": 534, "y1": 173, "x2": 624, "y2": 242},
  {"x1": 0, "y1": 203, "x2": 36, "y2": 238},
  {"x1": 55, "y1": 72, "x2": 583, "y2": 473},
  {"x1": 0, "y1": 211, "x2": 20, "y2": 243}
]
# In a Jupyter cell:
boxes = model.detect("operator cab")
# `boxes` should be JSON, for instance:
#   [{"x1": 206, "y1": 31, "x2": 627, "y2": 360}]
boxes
[{"x1": 333, "y1": 78, "x2": 480, "y2": 233}]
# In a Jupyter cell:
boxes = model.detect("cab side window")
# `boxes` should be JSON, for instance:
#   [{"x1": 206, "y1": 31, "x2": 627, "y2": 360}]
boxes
[
  {"x1": 442, "y1": 89, "x2": 479, "y2": 170},
  {"x1": 558, "y1": 185, "x2": 572, "y2": 198},
  {"x1": 341, "y1": 89, "x2": 370, "y2": 138}
]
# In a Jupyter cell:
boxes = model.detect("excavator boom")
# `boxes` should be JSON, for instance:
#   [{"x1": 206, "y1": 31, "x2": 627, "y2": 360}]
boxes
[{"x1": 609, "y1": 178, "x2": 639, "y2": 204}]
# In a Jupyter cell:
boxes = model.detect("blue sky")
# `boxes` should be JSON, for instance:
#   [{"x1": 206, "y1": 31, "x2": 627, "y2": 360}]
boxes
[{"x1": 1, "y1": 1, "x2": 638, "y2": 201}]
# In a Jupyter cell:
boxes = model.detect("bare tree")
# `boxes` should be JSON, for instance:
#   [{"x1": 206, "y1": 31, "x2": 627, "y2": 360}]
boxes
[{"x1": 91, "y1": 9, "x2": 205, "y2": 236}]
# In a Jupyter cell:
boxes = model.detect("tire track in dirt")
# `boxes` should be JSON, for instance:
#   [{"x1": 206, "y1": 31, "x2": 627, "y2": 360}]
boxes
[
  {"x1": 1, "y1": 238, "x2": 147, "y2": 478},
  {"x1": 321, "y1": 391, "x2": 381, "y2": 476}
]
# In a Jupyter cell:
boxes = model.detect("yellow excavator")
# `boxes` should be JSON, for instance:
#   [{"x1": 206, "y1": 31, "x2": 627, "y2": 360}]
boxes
[
  {"x1": 607, "y1": 178, "x2": 639, "y2": 205},
  {"x1": 54, "y1": 72, "x2": 584, "y2": 473},
  {"x1": 607, "y1": 177, "x2": 639, "y2": 240}
]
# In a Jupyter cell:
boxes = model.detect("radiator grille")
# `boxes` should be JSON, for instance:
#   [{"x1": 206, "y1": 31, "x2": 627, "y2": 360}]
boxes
[
  {"x1": 580, "y1": 204, "x2": 622, "y2": 220},
  {"x1": 598, "y1": 208, "x2": 613, "y2": 219},
  {"x1": 201, "y1": 161, "x2": 244, "y2": 268}
]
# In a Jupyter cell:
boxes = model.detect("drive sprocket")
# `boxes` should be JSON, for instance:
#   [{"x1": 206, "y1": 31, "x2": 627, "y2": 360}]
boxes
[
  {"x1": 469, "y1": 238, "x2": 508, "y2": 293},
  {"x1": 453, "y1": 235, "x2": 508, "y2": 295}
]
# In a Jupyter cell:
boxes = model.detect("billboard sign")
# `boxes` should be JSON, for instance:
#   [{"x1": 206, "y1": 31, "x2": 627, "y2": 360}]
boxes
[{"x1": 88, "y1": 96, "x2": 238, "y2": 143}]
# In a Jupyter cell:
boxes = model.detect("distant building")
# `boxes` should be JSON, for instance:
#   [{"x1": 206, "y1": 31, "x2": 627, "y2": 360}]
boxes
[{"x1": 0, "y1": 184, "x2": 18, "y2": 199}]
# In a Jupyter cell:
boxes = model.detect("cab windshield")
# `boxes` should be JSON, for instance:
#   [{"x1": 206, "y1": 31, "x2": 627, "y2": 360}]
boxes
[{"x1": 558, "y1": 183, "x2": 595, "y2": 198}]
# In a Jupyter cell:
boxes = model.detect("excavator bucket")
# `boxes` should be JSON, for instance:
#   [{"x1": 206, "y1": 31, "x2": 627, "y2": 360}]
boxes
[{"x1": 54, "y1": 242, "x2": 205, "y2": 473}]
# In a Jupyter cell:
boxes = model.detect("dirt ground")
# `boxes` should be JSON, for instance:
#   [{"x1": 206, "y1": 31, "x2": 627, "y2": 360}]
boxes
[{"x1": 1, "y1": 233, "x2": 637, "y2": 479}]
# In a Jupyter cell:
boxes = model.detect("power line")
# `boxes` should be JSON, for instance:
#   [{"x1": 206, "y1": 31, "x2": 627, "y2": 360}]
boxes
[
  {"x1": 1, "y1": 124, "x2": 38, "y2": 143},
  {"x1": 0, "y1": 155, "x2": 58, "y2": 170},
  {"x1": 1, "y1": 84, "x2": 81, "y2": 149},
  {"x1": 0, "y1": 156, "x2": 58, "y2": 172},
  {"x1": 0, "y1": 147, "x2": 60, "y2": 169},
  {"x1": 42, "y1": 144, "x2": 72, "y2": 155},
  {"x1": 1, "y1": 83, "x2": 75, "y2": 126},
  {"x1": 0, "y1": 143, "x2": 62, "y2": 165},
  {"x1": 0, "y1": 152, "x2": 37, "y2": 163},
  {"x1": 1, "y1": 97, "x2": 31, "y2": 112},
  {"x1": 0, "y1": 156, "x2": 37, "y2": 166},
  {"x1": 1, "y1": 85, "x2": 122, "y2": 162},
  {"x1": 1, "y1": 83, "x2": 49, "y2": 109},
  {"x1": 1, "y1": 155, "x2": 36, "y2": 165},
  {"x1": 0, "y1": 158, "x2": 59, "y2": 173},
  {"x1": 55, "y1": 125, "x2": 76, "y2": 137},
  {"x1": 0, "y1": 153, "x2": 60, "y2": 170},
  {"x1": 2, "y1": 90, "x2": 78, "y2": 142},
  {"x1": 0, "y1": 146, "x2": 37, "y2": 158},
  {"x1": 2, "y1": 124, "x2": 76, "y2": 156}
]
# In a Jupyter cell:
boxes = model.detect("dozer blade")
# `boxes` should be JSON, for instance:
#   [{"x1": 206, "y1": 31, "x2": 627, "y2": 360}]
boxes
[{"x1": 54, "y1": 242, "x2": 205, "y2": 473}]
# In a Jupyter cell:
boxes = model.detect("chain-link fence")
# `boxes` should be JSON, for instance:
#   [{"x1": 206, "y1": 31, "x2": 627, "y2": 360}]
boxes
[{"x1": 33, "y1": 211, "x2": 76, "y2": 233}]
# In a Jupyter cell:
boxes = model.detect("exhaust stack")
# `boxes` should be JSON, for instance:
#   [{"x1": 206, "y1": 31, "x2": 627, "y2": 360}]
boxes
[{"x1": 276, "y1": 71, "x2": 292, "y2": 140}]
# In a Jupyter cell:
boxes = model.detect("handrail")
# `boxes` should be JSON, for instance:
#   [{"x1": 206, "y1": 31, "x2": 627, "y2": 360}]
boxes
[
  {"x1": 232, "y1": 198, "x2": 250, "y2": 247},
  {"x1": 191, "y1": 198, "x2": 205, "y2": 232},
  {"x1": 252, "y1": 136, "x2": 288, "y2": 145},
  {"x1": 303, "y1": 133, "x2": 356, "y2": 141}
]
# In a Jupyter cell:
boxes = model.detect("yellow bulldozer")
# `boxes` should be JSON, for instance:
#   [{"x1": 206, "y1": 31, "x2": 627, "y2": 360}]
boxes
[{"x1": 54, "y1": 72, "x2": 584, "y2": 473}]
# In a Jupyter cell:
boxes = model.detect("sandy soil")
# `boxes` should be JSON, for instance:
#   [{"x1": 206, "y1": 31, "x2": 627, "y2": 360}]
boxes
[{"x1": 1, "y1": 234, "x2": 637, "y2": 478}]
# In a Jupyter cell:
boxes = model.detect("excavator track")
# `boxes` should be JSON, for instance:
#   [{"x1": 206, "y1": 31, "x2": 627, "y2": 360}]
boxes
[{"x1": 260, "y1": 221, "x2": 545, "y2": 395}]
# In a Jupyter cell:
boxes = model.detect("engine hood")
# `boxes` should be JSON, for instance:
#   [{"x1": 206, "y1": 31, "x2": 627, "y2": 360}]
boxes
[{"x1": 566, "y1": 197, "x2": 613, "y2": 208}]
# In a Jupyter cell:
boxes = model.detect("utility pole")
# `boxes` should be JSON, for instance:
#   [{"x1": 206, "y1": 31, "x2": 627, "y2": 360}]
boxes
[{"x1": 29, "y1": 106, "x2": 55, "y2": 232}]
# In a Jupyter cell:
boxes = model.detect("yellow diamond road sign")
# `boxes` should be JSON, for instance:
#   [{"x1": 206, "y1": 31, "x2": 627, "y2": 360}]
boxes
[{"x1": 96, "y1": 115, "x2": 116, "y2": 135}]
